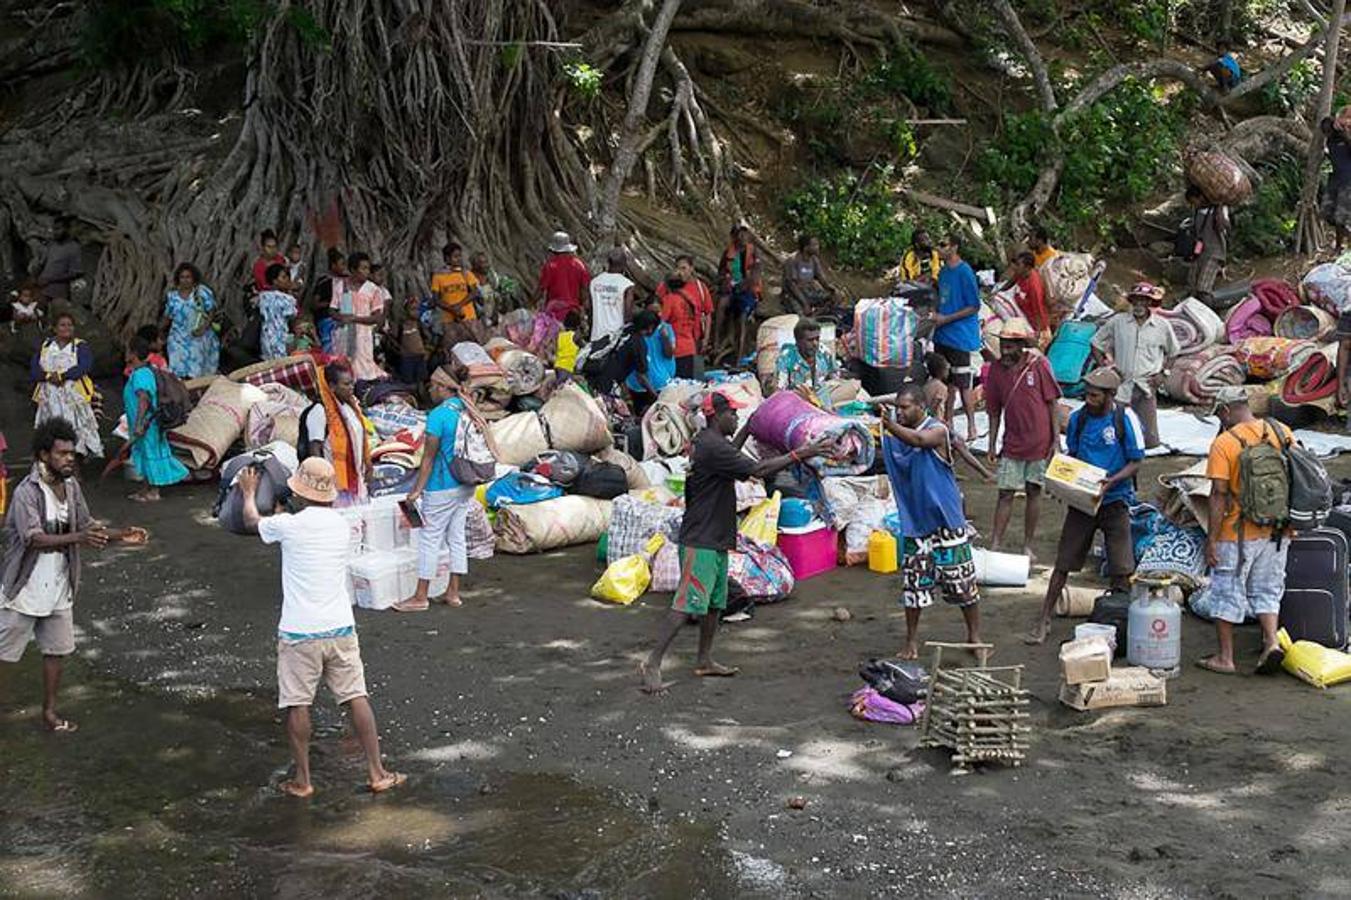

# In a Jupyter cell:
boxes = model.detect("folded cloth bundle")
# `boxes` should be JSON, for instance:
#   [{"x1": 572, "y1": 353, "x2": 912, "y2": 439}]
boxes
[
  {"x1": 1165, "y1": 348, "x2": 1246, "y2": 404},
  {"x1": 1231, "y1": 336, "x2": 1316, "y2": 381},
  {"x1": 1274, "y1": 305, "x2": 1335, "y2": 343},
  {"x1": 642, "y1": 400, "x2": 696, "y2": 459},
  {"x1": 748, "y1": 390, "x2": 876, "y2": 476},
  {"x1": 1135, "y1": 521, "x2": 1209, "y2": 591},
  {"x1": 1252, "y1": 277, "x2": 1301, "y2": 320},
  {"x1": 485, "y1": 337, "x2": 547, "y2": 396},
  {"x1": 1281, "y1": 343, "x2": 1340, "y2": 405},
  {"x1": 227, "y1": 356, "x2": 319, "y2": 399},
  {"x1": 365, "y1": 401, "x2": 426, "y2": 442},
  {"x1": 1301, "y1": 262, "x2": 1351, "y2": 315},
  {"x1": 1156, "y1": 298, "x2": 1223, "y2": 355},
  {"x1": 540, "y1": 382, "x2": 612, "y2": 454},
  {"x1": 451, "y1": 341, "x2": 504, "y2": 379},
  {"x1": 245, "y1": 382, "x2": 309, "y2": 449},
  {"x1": 494, "y1": 495, "x2": 612, "y2": 554},
  {"x1": 1224, "y1": 296, "x2": 1273, "y2": 343}
]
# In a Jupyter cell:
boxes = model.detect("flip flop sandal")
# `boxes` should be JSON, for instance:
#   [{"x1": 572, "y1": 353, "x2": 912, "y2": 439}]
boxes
[
  {"x1": 369, "y1": 772, "x2": 407, "y2": 794},
  {"x1": 45, "y1": 719, "x2": 78, "y2": 733},
  {"x1": 1194, "y1": 656, "x2": 1236, "y2": 675}
]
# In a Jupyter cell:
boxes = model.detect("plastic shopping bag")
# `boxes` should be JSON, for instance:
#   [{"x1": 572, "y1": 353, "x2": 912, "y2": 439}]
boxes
[
  {"x1": 1278, "y1": 628, "x2": 1351, "y2": 688},
  {"x1": 591, "y1": 533, "x2": 666, "y2": 605},
  {"x1": 738, "y1": 491, "x2": 782, "y2": 546}
]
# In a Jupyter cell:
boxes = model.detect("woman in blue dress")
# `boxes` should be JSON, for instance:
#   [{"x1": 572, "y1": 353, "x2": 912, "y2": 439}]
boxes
[
  {"x1": 124, "y1": 334, "x2": 189, "y2": 502},
  {"x1": 160, "y1": 262, "x2": 220, "y2": 379}
]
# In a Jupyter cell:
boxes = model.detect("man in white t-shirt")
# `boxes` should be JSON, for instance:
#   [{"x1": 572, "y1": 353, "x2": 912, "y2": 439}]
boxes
[
  {"x1": 240, "y1": 457, "x2": 404, "y2": 798},
  {"x1": 588, "y1": 249, "x2": 636, "y2": 342}
]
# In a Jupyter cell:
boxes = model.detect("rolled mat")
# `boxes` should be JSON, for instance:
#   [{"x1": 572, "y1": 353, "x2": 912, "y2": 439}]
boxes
[
  {"x1": 496, "y1": 347, "x2": 547, "y2": 396},
  {"x1": 1231, "y1": 336, "x2": 1316, "y2": 381},
  {"x1": 1157, "y1": 298, "x2": 1222, "y2": 355},
  {"x1": 1281, "y1": 344, "x2": 1340, "y2": 405},
  {"x1": 1252, "y1": 278, "x2": 1300, "y2": 320},
  {"x1": 494, "y1": 495, "x2": 612, "y2": 554},
  {"x1": 1223, "y1": 296, "x2": 1272, "y2": 344},
  {"x1": 168, "y1": 377, "x2": 266, "y2": 469},
  {"x1": 1274, "y1": 305, "x2": 1335, "y2": 343},
  {"x1": 1165, "y1": 348, "x2": 1244, "y2": 404},
  {"x1": 748, "y1": 390, "x2": 875, "y2": 476}
]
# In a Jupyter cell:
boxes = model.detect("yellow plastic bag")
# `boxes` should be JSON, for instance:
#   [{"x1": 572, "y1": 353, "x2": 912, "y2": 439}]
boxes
[
  {"x1": 738, "y1": 491, "x2": 782, "y2": 546},
  {"x1": 591, "y1": 533, "x2": 666, "y2": 605},
  {"x1": 1278, "y1": 628, "x2": 1351, "y2": 688}
]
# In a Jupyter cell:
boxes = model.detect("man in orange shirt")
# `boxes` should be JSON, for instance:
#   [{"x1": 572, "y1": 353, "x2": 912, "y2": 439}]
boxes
[
  {"x1": 1200, "y1": 386, "x2": 1291, "y2": 676},
  {"x1": 658, "y1": 255, "x2": 714, "y2": 380},
  {"x1": 430, "y1": 242, "x2": 480, "y2": 326}
]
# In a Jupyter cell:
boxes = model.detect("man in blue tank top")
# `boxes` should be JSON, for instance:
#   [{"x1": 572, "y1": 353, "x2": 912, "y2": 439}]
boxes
[{"x1": 881, "y1": 383, "x2": 983, "y2": 661}]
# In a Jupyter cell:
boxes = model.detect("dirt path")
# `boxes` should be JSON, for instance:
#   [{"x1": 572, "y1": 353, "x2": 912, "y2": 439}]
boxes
[{"x1": 4, "y1": 439, "x2": 1351, "y2": 897}]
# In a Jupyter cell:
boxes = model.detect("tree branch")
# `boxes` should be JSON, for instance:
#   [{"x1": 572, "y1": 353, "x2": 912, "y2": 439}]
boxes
[{"x1": 992, "y1": 0, "x2": 1057, "y2": 113}]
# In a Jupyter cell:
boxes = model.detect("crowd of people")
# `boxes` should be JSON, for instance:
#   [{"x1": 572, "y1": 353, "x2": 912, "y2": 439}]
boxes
[{"x1": 0, "y1": 188, "x2": 1335, "y2": 796}]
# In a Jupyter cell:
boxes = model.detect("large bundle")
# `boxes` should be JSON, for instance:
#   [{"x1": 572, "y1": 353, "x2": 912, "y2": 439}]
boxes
[
  {"x1": 1274, "y1": 305, "x2": 1335, "y2": 343},
  {"x1": 1185, "y1": 150, "x2": 1252, "y2": 205},
  {"x1": 1039, "y1": 252, "x2": 1096, "y2": 307},
  {"x1": 226, "y1": 356, "x2": 319, "y2": 399},
  {"x1": 1163, "y1": 347, "x2": 1244, "y2": 404},
  {"x1": 490, "y1": 411, "x2": 550, "y2": 466},
  {"x1": 1156, "y1": 298, "x2": 1223, "y2": 355},
  {"x1": 1301, "y1": 262, "x2": 1351, "y2": 315},
  {"x1": 497, "y1": 348, "x2": 547, "y2": 396},
  {"x1": 853, "y1": 297, "x2": 918, "y2": 368},
  {"x1": 1252, "y1": 278, "x2": 1300, "y2": 320},
  {"x1": 540, "y1": 381, "x2": 612, "y2": 453},
  {"x1": 245, "y1": 382, "x2": 308, "y2": 449},
  {"x1": 1223, "y1": 296, "x2": 1272, "y2": 343},
  {"x1": 756, "y1": 315, "x2": 799, "y2": 386},
  {"x1": 593, "y1": 447, "x2": 651, "y2": 489},
  {"x1": 495, "y1": 495, "x2": 612, "y2": 554},
  {"x1": 1281, "y1": 344, "x2": 1340, "y2": 406},
  {"x1": 748, "y1": 390, "x2": 875, "y2": 476},
  {"x1": 1231, "y1": 336, "x2": 1316, "y2": 381},
  {"x1": 168, "y1": 377, "x2": 266, "y2": 469},
  {"x1": 607, "y1": 494, "x2": 685, "y2": 562},
  {"x1": 641, "y1": 381, "x2": 702, "y2": 459}
]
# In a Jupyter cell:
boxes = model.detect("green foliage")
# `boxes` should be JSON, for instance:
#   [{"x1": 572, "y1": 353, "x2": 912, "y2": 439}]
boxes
[
  {"x1": 854, "y1": 48, "x2": 953, "y2": 114},
  {"x1": 563, "y1": 61, "x2": 603, "y2": 100},
  {"x1": 81, "y1": 0, "x2": 327, "y2": 66},
  {"x1": 1261, "y1": 59, "x2": 1319, "y2": 115},
  {"x1": 1230, "y1": 153, "x2": 1302, "y2": 259},
  {"x1": 974, "y1": 78, "x2": 1189, "y2": 237},
  {"x1": 782, "y1": 167, "x2": 913, "y2": 271}
]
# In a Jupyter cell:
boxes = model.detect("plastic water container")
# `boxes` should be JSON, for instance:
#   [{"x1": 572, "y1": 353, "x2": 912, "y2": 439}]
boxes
[
  {"x1": 868, "y1": 530, "x2": 898, "y2": 574},
  {"x1": 1128, "y1": 582, "x2": 1182, "y2": 673},
  {"x1": 350, "y1": 551, "x2": 405, "y2": 610},
  {"x1": 778, "y1": 524, "x2": 838, "y2": 581},
  {"x1": 1075, "y1": 622, "x2": 1118, "y2": 654},
  {"x1": 972, "y1": 547, "x2": 1030, "y2": 587}
]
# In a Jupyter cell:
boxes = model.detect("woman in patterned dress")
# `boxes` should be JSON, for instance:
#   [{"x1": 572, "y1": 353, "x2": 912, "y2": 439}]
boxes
[{"x1": 160, "y1": 262, "x2": 220, "y2": 379}]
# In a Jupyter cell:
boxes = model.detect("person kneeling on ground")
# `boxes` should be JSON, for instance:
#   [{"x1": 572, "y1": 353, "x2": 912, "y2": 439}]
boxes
[
  {"x1": 882, "y1": 383, "x2": 984, "y2": 660},
  {"x1": 1197, "y1": 386, "x2": 1291, "y2": 676},
  {"x1": 985, "y1": 317, "x2": 1061, "y2": 564},
  {"x1": 239, "y1": 458, "x2": 405, "y2": 798},
  {"x1": 1026, "y1": 368, "x2": 1144, "y2": 645},
  {"x1": 640, "y1": 391, "x2": 831, "y2": 693}
]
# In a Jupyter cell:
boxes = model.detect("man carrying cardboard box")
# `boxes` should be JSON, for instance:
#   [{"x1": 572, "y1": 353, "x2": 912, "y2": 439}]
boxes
[{"x1": 1025, "y1": 368, "x2": 1145, "y2": 645}]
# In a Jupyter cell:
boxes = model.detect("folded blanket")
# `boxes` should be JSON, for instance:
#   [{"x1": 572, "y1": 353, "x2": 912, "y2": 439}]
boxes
[
  {"x1": 1135, "y1": 522, "x2": 1209, "y2": 591},
  {"x1": 365, "y1": 401, "x2": 426, "y2": 442},
  {"x1": 1231, "y1": 336, "x2": 1316, "y2": 380},
  {"x1": 494, "y1": 495, "x2": 612, "y2": 554},
  {"x1": 748, "y1": 390, "x2": 875, "y2": 476},
  {"x1": 1224, "y1": 296, "x2": 1273, "y2": 344},
  {"x1": 1302, "y1": 262, "x2": 1351, "y2": 315},
  {"x1": 1281, "y1": 343, "x2": 1340, "y2": 405},
  {"x1": 1157, "y1": 298, "x2": 1223, "y2": 355},
  {"x1": 1253, "y1": 277, "x2": 1300, "y2": 320},
  {"x1": 642, "y1": 400, "x2": 696, "y2": 459},
  {"x1": 1273, "y1": 305, "x2": 1335, "y2": 343},
  {"x1": 245, "y1": 382, "x2": 309, "y2": 449},
  {"x1": 1162, "y1": 347, "x2": 1242, "y2": 404},
  {"x1": 451, "y1": 341, "x2": 504, "y2": 378}
]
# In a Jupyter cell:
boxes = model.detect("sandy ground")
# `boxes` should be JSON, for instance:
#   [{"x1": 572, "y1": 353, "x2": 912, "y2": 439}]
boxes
[{"x1": 5, "y1": 385, "x2": 1351, "y2": 896}]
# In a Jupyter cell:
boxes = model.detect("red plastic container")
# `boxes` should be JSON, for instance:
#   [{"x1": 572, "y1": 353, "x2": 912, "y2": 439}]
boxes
[{"x1": 777, "y1": 524, "x2": 839, "y2": 581}]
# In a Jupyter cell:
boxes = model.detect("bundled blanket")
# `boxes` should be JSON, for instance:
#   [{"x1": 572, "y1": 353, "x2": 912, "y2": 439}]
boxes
[
  {"x1": 1302, "y1": 262, "x2": 1351, "y2": 314},
  {"x1": 1224, "y1": 296, "x2": 1273, "y2": 343},
  {"x1": 1281, "y1": 343, "x2": 1340, "y2": 405},
  {"x1": 169, "y1": 378, "x2": 265, "y2": 469},
  {"x1": 485, "y1": 338, "x2": 548, "y2": 396},
  {"x1": 227, "y1": 356, "x2": 319, "y2": 399},
  {"x1": 640, "y1": 381, "x2": 702, "y2": 460},
  {"x1": 1252, "y1": 278, "x2": 1301, "y2": 320},
  {"x1": 365, "y1": 401, "x2": 426, "y2": 442},
  {"x1": 1156, "y1": 298, "x2": 1223, "y2": 355},
  {"x1": 494, "y1": 495, "x2": 612, "y2": 554},
  {"x1": 245, "y1": 382, "x2": 308, "y2": 449},
  {"x1": 748, "y1": 390, "x2": 875, "y2": 476},
  {"x1": 1274, "y1": 305, "x2": 1335, "y2": 343},
  {"x1": 1163, "y1": 347, "x2": 1244, "y2": 405},
  {"x1": 540, "y1": 382, "x2": 612, "y2": 454},
  {"x1": 1231, "y1": 336, "x2": 1316, "y2": 380},
  {"x1": 1135, "y1": 521, "x2": 1209, "y2": 591}
]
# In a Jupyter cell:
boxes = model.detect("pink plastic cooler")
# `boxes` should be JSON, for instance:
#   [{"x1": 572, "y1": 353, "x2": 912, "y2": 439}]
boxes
[{"x1": 777, "y1": 524, "x2": 838, "y2": 581}]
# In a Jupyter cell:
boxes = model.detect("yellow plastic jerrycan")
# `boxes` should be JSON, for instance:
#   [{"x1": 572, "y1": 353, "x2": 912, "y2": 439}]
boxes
[{"x1": 868, "y1": 530, "x2": 898, "y2": 574}]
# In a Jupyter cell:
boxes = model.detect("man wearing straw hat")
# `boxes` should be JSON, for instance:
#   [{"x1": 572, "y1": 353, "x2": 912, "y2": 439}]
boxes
[
  {"x1": 535, "y1": 231, "x2": 591, "y2": 325},
  {"x1": 1090, "y1": 281, "x2": 1179, "y2": 450},
  {"x1": 239, "y1": 458, "x2": 405, "y2": 798},
  {"x1": 984, "y1": 316, "x2": 1060, "y2": 563}
]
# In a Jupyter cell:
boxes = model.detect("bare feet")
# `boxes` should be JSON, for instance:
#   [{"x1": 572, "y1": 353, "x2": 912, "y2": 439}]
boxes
[
  {"x1": 128, "y1": 490, "x2": 159, "y2": 503},
  {"x1": 42, "y1": 713, "x2": 78, "y2": 733},
  {"x1": 898, "y1": 643, "x2": 920, "y2": 661},
  {"x1": 1022, "y1": 619, "x2": 1050, "y2": 645},
  {"x1": 638, "y1": 661, "x2": 674, "y2": 694},
  {"x1": 1022, "y1": 547, "x2": 1038, "y2": 568},
  {"x1": 1195, "y1": 655, "x2": 1237, "y2": 674},
  {"x1": 693, "y1": 661, "x2": 739, "y2": 677},
  {"x1": 369, "y1": 771, "x2": 407, "y2": 794},
  {"x1": 279, "y1": 780, "x2": 314, "y2": 798},
  {"x1": 391, "y1": 596, "x2": 429, "y2": 613}
]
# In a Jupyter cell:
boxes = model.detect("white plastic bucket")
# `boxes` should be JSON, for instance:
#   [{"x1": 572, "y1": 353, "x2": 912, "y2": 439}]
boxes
[
  {"x1": 972, "y1": 547, "x2": 1029, "y2": 587},
  {"x1": 1075, "y1": 622, "x2": 1118, "y2": 653}
]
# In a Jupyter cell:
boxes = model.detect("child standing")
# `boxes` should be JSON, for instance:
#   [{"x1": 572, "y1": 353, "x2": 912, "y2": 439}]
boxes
[{"x1": 397, "y1": 296, "x2": 429, "y2": 385}]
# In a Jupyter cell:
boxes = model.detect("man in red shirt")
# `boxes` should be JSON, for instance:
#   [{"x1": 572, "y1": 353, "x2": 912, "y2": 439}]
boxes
[
  {"x1": 658, "y1": 254, "x2": 714, "y2": 379},
  {"x1": 984, "y1": 317, "x2": 1061, "y2": 562},
  {"x1": 251, "y1": 229, "x2": 286, "y2": 293},
  {"x1": 535, "y1": 231, "x2": 590, "y2": 324},
  {"x1": 1005, "y1": 252, "x2": 1050, "y2": 341}
]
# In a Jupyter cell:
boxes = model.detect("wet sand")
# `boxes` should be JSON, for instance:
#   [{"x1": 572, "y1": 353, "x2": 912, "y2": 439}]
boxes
[{"x1": 5, "y1": 407, "x2": 1351, "y2": 896}]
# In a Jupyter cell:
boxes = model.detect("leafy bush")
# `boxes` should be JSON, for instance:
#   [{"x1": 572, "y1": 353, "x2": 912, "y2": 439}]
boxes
[
  {"x1": 854, "y1": 48, "x2": 953, "y2": 114},
  {"x1": 1230, "y1": 153, "x2": 1302, "y2": 259},
  {"x1": 783, "y1": 167, "x2": 914, "y2": 271},
  {"x1": 1261, "y1": 58, "x2": 1319, "y2": 115},
  {"x1": 82, "y1": 0, "x2": 324, "y2": 66}
]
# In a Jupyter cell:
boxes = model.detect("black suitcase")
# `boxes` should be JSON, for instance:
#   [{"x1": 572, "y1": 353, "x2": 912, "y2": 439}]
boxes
[{"x1": 1280, "y1": 527, "x2": 1350, "y2": 649}]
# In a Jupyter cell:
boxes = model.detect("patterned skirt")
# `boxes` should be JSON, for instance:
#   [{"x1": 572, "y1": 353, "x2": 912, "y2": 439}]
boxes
[{"x1": 899, "y1": 525, "x2": 979, "y2": 609}]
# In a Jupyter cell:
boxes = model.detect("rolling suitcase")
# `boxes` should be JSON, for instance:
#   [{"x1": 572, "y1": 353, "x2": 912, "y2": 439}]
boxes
[{"x1": 1280, "y1": 527, "x2": 1350, "y2": 649}]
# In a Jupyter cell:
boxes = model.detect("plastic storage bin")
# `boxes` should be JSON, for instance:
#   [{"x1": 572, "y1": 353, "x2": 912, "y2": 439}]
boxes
[
  {"x1": 778, "y1": 524, "x2": 839, "y2": 581},
  {"x1": 364, "y1": 497, "x2": 410, "y2": 552},
  {"x1": 351, "y1": 551, "x2": 406, "y2": 610}
]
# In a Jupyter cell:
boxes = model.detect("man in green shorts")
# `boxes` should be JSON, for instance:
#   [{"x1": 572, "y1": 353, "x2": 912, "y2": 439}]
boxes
[{"x1": 640, "y1": 391, "x2": 830, "y2": 693}]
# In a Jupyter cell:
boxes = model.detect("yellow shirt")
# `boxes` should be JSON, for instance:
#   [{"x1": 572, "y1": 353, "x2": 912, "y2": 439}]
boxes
[
  {"x1": 431, "y1": 269, "x2": 480, "y2": 323},
  {"x1": 555, "y1": 330, "x2": 579, "y2": 372},
  {"x1": 1032, "y1": 246, "x2": 1058, "y2": 268},
  {"x1": 1205, "y1": 419, "x2": 1292, "y2": 543},
  {"x1": 900, "y1": 248, "x2": 941, "y2": 282}
]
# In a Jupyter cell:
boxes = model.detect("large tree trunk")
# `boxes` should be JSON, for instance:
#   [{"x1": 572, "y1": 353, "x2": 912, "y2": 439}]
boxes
[{"x1": 1296, "y1": 0, "x2": 1346, "y2": 255}]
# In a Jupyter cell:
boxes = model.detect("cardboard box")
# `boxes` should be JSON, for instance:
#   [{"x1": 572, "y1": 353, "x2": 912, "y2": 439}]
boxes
[
  {"x1": 1059, "y1": 637, "x2": 1112, "y2": 685},
  {"x1": 1045, "y1": 453, "x2": 1108, "y2": 515},
  {"x1": 1059, "y1": 667, "x2": 1167, "y2": 711}
]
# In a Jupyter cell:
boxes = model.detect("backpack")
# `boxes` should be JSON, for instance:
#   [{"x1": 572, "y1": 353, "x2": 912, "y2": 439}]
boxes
[
  {"x1": 1173, "y1": 216, "x2": 1201, "y2": 261},
  {"x1": 1288, "y1": 443, "x2": 1334, "y2": 530},
  {"x1": 447, "y1": 404, "x2": 497, "y2": 485},
  {"x1": 1235, "y1": 420, "x2": 1290, "y2": 529},
  {"x1": 152, "y1": 368, "x2": 192, "y2": 430}
]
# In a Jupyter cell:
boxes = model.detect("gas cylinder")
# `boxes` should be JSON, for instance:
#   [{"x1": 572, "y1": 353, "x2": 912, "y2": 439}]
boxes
[{"x1": 1127, "y1": 576, "x2": 1182, "y2": 674}]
